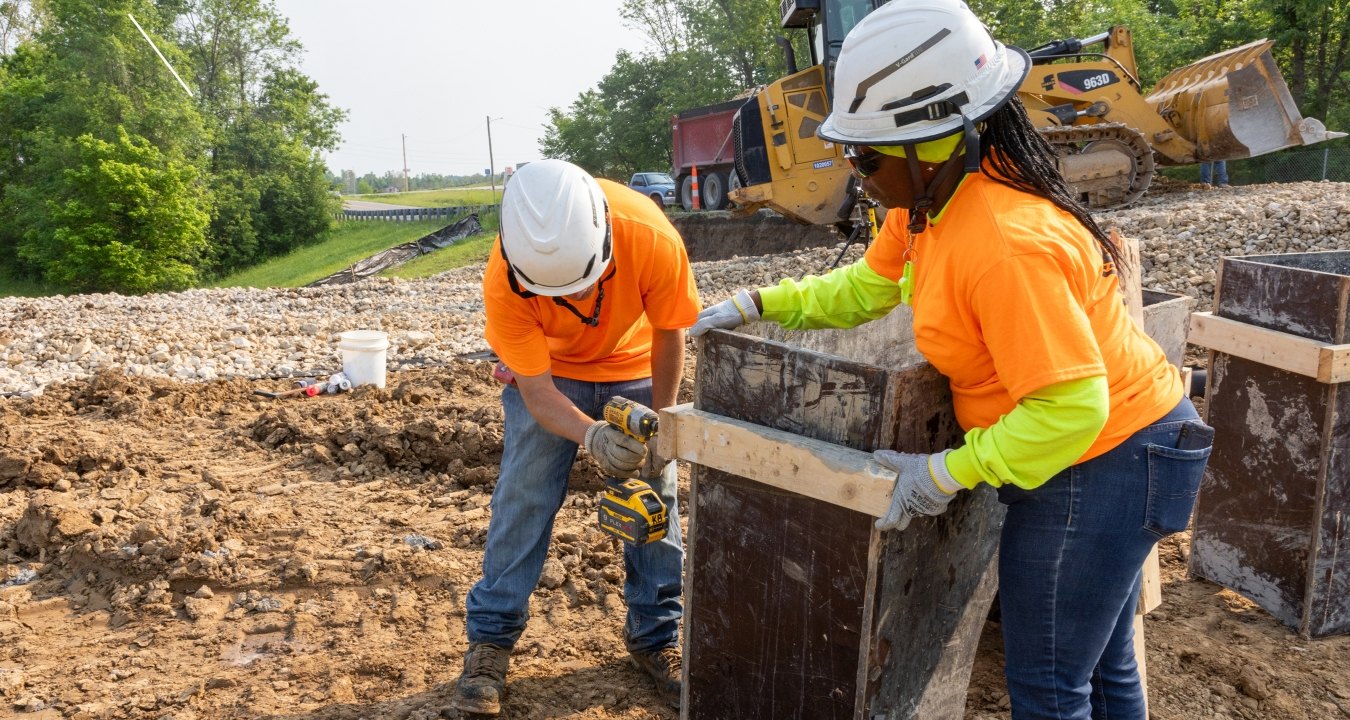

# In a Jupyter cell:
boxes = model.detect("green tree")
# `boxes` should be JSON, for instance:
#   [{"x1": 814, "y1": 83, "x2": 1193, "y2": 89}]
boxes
[
  {"x1": 13, "y1": 129, "x2": 208, "y2": 292},
  {"x1": 177, "y1": 0, "x2": 346, "y2": 274},
  {"x1": 0, "y1": 0, "x2": 210, "y2": 292},
  {"x1": 679, "y1": 0, "x2": 786, "y2": 88},
  {"x1": 1257, "y1": 0, "x2": 1349, "y2": 125},
  {"x1": 545, "y1": 0, "x2": 774, "y2": 179},
  {"x1": 541, "y1": 89, "x2": 619, "y2": 176}
]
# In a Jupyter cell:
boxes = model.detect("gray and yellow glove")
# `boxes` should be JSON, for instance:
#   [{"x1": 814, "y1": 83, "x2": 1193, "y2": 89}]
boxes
[
  {"x1": 873, "y1": 448, "x2": 962, "y2": 531},
  {"x1": 689, "y1": 289, "x2": 761, "y2": 338},
  {"x1": 640, "y1": 447, "x2": 671, "y2": 481},
  {"x1": 584, "y1": 420, "x2": 646, "y2": 478}
]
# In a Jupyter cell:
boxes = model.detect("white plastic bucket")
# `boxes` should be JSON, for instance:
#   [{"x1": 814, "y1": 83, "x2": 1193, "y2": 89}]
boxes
[{"x1": 336, "y1": 330, "x2": 389, "y2": 388}]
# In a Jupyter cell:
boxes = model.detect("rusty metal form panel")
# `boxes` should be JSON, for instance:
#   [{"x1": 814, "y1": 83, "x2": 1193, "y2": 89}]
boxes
[
  {"x1": 869, "y1": 362, "x2": 1003, "y2": 717},
  {"x1": 1190, "y1": 251, "x2": 1350, "y2": 638},
  {"x1": 684, "y1": 330, "x2": 1001, "y2": 719}
]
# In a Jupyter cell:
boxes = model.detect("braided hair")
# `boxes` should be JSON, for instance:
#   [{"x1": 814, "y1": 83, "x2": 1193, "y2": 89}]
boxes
[{"x1": 979, "y1": 97, "x2": 1124, "y2": 272}]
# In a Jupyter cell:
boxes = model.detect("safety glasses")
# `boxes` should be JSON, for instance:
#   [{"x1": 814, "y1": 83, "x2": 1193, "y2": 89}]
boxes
[{"x1": 844, "y1": 145, "x2": 886, "y2": 178}]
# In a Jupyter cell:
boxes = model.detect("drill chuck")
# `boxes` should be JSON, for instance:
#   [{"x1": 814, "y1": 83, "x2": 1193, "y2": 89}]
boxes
[{"x1": 603, "y1": 396, "x2": 659, "y2": 443}]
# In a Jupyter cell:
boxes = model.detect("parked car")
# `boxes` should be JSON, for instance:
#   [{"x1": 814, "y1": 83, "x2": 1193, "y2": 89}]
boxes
[{"x1": 628, "y1": 172, "x2": 678, "y2": 208}]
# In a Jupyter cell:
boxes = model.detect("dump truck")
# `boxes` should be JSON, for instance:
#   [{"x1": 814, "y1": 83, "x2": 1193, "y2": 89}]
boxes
[
  {"x1": 725, "y1": 0, "x2": 1345, "y2": 226},
  {"x1": 670, "y1": 99, "x2": 742, "y2": 211}
]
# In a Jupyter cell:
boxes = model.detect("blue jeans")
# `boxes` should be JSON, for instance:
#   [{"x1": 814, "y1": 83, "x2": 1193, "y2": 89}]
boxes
[
  {"x1": 1199, "y1": 160, "x2": 1228, "y2": 186},
  {"x1": 465, "y1": 376, "x2": 683, "y2": 654},
  {"x1": 997, "y1": 398, "x2": 1211, "y2": 720}
]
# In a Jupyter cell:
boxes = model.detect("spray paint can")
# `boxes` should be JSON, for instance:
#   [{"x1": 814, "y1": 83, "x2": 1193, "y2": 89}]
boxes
[{"x1": 492, "y1": 362, "x2": 516, "y2": 386}]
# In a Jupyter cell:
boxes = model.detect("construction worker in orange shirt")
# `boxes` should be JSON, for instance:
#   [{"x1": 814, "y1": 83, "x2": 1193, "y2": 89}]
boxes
[
  {"x1": 693, "y1": 2, "x2": 1213, "y2": 718},
  {"x1": 451, "y1": 159, "x2": 700, "y2": 716}
]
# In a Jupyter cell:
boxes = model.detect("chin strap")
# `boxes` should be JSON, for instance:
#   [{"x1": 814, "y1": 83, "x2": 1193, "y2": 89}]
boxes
[{"x1": 904, "y1": 116, "x2": 983, "y2": 235}]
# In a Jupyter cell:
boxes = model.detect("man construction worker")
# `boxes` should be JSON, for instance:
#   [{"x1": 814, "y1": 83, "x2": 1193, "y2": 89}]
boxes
[{"x1": 451, "y1": 159, "x2": 699, "y2": 715}]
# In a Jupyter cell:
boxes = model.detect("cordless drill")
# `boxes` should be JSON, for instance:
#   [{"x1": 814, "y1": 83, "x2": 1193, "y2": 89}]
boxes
[{"x1": 597, "y1": 396, "x2": 668, "y2": 545}]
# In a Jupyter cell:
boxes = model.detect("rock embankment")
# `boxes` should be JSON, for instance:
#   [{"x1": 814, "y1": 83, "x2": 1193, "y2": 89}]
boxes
[{"x1": 3, "y1": 181, "x2": 1348, "y2": 396}]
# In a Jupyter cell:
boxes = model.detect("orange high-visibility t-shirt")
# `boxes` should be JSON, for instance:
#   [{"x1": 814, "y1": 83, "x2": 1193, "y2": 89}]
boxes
[
  {"x1": 863, "y1": 172, "x2": 1181, "y2": 462},
  {"x1": 484, "y1": 179, "x2": 701, "y2": 383}
]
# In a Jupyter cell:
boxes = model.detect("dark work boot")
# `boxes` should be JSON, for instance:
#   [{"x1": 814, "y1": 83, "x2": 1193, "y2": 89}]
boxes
[
  {"x1": 630, "y1": 645, "x2": 682, "y2": 708},
  {"x1": 452, "y1": 642, "x2": 510, "y2": 715}
]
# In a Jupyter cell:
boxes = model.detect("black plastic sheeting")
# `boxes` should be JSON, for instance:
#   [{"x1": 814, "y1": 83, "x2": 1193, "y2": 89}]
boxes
[{"x1": 307, "y1": 214, "x2": 484, "y2": 287}]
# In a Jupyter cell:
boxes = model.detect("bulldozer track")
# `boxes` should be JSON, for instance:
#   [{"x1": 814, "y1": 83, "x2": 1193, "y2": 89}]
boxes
[{"x1": 1039, "y1": 123, "x2": 1156, "y2": 210}]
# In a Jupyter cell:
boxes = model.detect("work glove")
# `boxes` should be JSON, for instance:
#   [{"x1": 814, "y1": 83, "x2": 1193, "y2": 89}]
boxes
[
  {"x1": 639, "y1": 446, "x2": 671, "y2": 481},
  {"x1": 873, "y1": 449, "x2": 961, "y2": 531},
  {"x1": 689, "y1": 289, "x2": 761, "y2": 338},
  {"x1": 584, "y1": 420, "x2": 646, "y2": 478}
]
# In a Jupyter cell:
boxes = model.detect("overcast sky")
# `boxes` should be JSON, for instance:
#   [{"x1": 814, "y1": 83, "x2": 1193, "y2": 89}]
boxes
[{"x1": 271, "y1": 1, "x2": 651, "y2": 178}]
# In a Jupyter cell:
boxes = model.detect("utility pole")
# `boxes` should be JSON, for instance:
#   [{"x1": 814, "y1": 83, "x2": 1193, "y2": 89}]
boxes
[
  {"x1": 401, "y1": 134, "x2": 410, "y2": 193},
  {"x1": 486, "y1": 116, "x2": 498, "y2": 203}
]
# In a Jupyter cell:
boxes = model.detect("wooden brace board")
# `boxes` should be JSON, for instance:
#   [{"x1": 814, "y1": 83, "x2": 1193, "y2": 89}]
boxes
[
  {"x1": 657, "y1": 404, "x2": 894, "y2": 517},
  {"x1": 1189, "y1": 311, "x2": 1350, "y2": 383}
]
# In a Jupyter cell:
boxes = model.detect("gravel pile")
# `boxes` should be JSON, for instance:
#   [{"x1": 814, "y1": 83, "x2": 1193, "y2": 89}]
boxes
[{"x1": 3, "y1": 181, "x2": 1349, "y2": 397}]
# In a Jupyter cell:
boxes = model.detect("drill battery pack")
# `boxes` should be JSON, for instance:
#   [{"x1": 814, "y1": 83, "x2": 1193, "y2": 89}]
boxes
[{"x1": 598, "y1": 478, "x2": 668, "y2": 545}]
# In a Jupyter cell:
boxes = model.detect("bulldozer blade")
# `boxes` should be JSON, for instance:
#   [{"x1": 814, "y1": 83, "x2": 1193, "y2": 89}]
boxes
[{"x1": 1146, "y1": 39, "x2": 1345, "y2": 164}]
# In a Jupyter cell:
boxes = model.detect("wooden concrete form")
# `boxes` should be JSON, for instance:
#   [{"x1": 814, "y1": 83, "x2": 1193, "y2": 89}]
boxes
[
  {"x1": 1189, "y1": 251, "x2": 1350, "y2": 638},
  {"x1": 667, "y1": 234, "x2": 1192, "y2": 716},
  {"x1": 676, "y1": 330, "x2": 1001, "y2": 720}
]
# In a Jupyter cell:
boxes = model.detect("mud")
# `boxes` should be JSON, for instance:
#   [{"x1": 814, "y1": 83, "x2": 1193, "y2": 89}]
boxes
[{"x1": 1, "y1": 359, "x2": 1347, "y2": 719}]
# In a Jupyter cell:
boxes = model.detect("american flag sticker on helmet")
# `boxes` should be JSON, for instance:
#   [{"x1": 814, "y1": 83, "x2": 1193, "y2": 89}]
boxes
[{"x1": 975, "y1": 53, "x2": 987, "y2": 69}]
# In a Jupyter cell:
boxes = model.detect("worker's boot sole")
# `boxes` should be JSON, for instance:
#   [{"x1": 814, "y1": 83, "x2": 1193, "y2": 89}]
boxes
[{"x1": 449, "y1": 696, "x2": 501, "y2": 716}]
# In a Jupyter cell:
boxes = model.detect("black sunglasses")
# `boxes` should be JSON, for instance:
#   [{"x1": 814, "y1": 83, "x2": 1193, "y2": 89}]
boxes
[{"x1": 844, "y1": 145, "x2": 886, "y2": 178}]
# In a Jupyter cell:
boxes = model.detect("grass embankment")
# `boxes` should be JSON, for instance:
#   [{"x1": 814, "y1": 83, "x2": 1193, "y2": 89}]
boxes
[
  {"x1": 1, "y1": 215, "x2": 497, "y2": 298},
  {"x1": 216, "y1": 214, "x2": 497, "y2": 289},
  {"x1": 343, "y1": 187, "x2": 501, "y2": 207}
]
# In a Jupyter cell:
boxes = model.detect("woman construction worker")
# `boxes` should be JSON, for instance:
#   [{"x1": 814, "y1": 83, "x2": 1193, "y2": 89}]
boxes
[
  {"x1": 691, "y1": 2, "x2": 1213, "y2": 718},
  {"x1": 454, "y1": 159, "x2": 699, "y2": 715}
]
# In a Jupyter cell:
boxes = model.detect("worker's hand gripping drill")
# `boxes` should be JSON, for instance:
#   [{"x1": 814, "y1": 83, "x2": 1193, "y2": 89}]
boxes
[
  {"x1": 583, "y1": 418, "x2": 647, "y2": 478},
  {"x1": 591, "y1": 397, "x2": 669, "y2": 545},
  {"x1": 873, "y1": 449, "x2": 963, "y2": 531},
  {"x1": 689, "y1": 289, "x2": 760, "y2": 337}
]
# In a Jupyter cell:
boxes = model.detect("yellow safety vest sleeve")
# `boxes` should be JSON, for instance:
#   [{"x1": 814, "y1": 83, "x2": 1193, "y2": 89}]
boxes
[
  {"x1": 757, "y1": 257, "x2": 901, "y2": 330},
  {"x1": 944, "y1": 375, "x2": 1109, "y2": 490}
]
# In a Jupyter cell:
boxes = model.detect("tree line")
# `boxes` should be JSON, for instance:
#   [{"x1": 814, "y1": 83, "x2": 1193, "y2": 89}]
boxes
[
  {"x1": 329, "y1": 169, "x2": 506, "y2": 196},
  {"x1": 542, "y1": 0, "x2": 1348, "y2": 183},
  {"x1": 0, "y1": 0, "x2": 344, "y2": 294}
]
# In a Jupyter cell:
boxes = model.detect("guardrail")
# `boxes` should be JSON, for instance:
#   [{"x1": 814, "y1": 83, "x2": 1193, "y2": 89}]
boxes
[{"x1": 338, "y1": 205, "x2": 499, "y2": 222}]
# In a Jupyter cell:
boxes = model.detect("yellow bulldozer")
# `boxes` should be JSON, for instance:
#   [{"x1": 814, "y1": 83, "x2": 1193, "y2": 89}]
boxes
[{"x1": 727, "y1": 0, "x2": 1345, "y2": 226}]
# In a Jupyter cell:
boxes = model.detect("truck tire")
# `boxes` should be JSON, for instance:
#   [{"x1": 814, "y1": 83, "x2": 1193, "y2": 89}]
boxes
[
  {"x1": 648, "y1": 193, "x2": 665, "y2": 209},
  {"x1": 701, "y1": 171, "x2": 728, "y2": 210},
  {"x1": 726, "y1": 170, "x2": 742, "y2": 208},
  {"x1": 675, "y1": 174, "x2": 696, "y2": 210}
]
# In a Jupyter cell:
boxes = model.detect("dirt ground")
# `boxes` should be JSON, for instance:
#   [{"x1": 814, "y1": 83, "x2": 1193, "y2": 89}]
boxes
[{"x1": 2, "y1": 359, "x2": 1348, "y2": 720}]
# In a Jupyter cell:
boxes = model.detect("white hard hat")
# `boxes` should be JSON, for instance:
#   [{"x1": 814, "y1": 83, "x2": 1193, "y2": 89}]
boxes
[
  {"x1": 817, "y1": 0, "x2": 1029, "y2": 147},
  {"x1": 499, "y1": 159, "x2": 611, "y2": 297}
]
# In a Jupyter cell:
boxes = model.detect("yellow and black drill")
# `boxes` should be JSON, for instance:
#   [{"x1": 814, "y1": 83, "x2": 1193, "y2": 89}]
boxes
[{"x1": 597, "y1": 396, "x2": 668, "y2": 545}]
